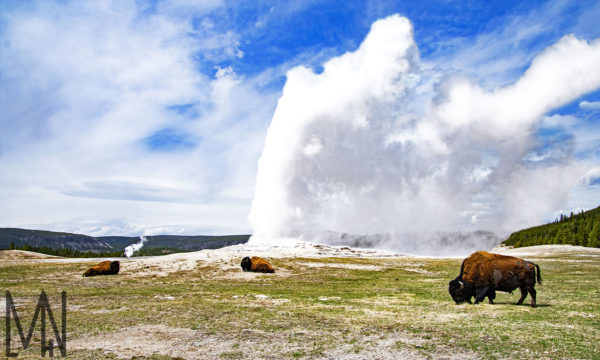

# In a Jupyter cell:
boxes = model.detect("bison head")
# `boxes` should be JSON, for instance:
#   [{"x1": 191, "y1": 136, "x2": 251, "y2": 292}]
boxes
[
  {"x1": 110, "y1": 261, "x2": 120, "y2": 274},
  {"x1": 241, "y1": 257, "x2": 252, "y2": 272},
  {"x1": 448, "y1": 278, "x2": 472, "y2": 304}
]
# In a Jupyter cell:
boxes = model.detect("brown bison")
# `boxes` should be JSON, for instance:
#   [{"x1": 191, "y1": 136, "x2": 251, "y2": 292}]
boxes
[
  {"x1": 83, "y1": 260, "x2": 120, "y2": 277},
  {"x1": 241, "y1": 256, "x2": 274, "y2": 273},
  {"x1": 448, "y1": 251, "x2": 541, "y2": 307}
]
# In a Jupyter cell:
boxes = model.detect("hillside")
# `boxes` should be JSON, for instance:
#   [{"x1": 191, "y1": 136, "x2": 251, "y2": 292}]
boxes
[
  {"x1": 0, "y1": 228, "x2": 121, "y2": 252},
  {"x1": 134, "y1": 235, "x2": 251, "y2": 255},
  {"x1": 0, "y1": 228, "x2": 250, "y2": 256},
  {"x1": 502, "y1": 205, "x2": 600, "y2": 248}
]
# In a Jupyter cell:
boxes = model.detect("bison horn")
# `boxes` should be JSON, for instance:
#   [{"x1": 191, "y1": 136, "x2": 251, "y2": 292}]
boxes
[{"x1": 458, "y1": 280, "x2": 464, "y2": 289}]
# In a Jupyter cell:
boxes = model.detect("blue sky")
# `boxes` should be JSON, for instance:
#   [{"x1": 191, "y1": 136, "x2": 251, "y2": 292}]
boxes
[{"x1": 1, "y1": 0, "x2": 599, "y2": 236}]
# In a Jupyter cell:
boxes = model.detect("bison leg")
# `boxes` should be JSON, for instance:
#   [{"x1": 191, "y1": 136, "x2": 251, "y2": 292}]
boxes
[
  {"x1": 516, "y1": 287, "x2": 527, "y2": 305},
  {"x1": 474, "y1": 286, "x2": 490, "y2": 304},
  {"x1": 528, "y1": 288, "x2": 537, "y2": 307},
  {"x1": 487, "y1": 289, "x2": 496, "y2": 304}
]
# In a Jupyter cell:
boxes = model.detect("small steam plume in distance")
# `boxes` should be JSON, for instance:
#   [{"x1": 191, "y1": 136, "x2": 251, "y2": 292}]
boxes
[
  {"x1": 124, "y1": 236, "x2": 148, "y2": 258},
  {"x1": 248, "y1": 15, "x2": 600, "y2": 256}
]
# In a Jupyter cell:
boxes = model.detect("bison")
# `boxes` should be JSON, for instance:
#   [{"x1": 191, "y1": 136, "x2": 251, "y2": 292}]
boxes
[
  {"x1": 448, "y1": 251, "x2": 541, "y2": 307},
  {"x1": 83, "y1": 260, "x2": 120, "y2": 277},
  {"x1": 241, "y1": 256, "x2": 274, "y2": 273}
]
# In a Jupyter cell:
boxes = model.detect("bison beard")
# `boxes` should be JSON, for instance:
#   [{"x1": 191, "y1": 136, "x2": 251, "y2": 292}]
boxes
[
  {"x1": 241, "y1": 256, "x2": 275, "y2": 273},
  {"x1": 83, "y1": 260, "x2": 120, "y2": 277},
  {"x1": 448, "y1": 251, "x2": 541, "y2": 307}
]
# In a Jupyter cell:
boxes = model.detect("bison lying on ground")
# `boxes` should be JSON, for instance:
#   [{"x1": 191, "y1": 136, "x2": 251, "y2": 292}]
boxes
[
  {"x1": 448, "y1": 251, "x2": 541, "y2": 307},
  {"x1": 83, "y1": 260, "x2": 120, "y2": 277},
  {"x1": 241, "y1": 256, "x2": 274, "y2": 273}
]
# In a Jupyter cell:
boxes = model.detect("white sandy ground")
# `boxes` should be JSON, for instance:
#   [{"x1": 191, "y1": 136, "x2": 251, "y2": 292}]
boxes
[
  {"x1": 3, "y1": 242, "x2": 598, "y2": 278},
  {"x1": 490, "y1": 243, "x2": 600, "y2": 257},
  {"x1": 0, "y1": 249, "x2": 59, "y2": 260},
  {"x1": 1, "y1": 241, "x2": 404, "y2": 278},
  {"x1": 3, "y1": 243, "x2": 600, "y2": 359}
]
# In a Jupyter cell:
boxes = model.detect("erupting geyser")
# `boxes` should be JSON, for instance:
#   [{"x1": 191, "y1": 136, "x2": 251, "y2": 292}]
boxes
[{"x1": 248, "y1": 15, "x2": 600, "y2": 255}]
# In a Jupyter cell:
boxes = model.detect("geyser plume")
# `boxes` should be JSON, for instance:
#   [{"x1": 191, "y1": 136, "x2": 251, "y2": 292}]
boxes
[
  {"x1": 124, "y1": 236, "x2": 148, "y2": 258},
  {"x1": 248, "y1": 15, "x2": 600, "y2": 255}
]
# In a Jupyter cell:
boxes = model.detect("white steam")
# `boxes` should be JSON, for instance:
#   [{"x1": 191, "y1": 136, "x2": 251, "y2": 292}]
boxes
[
  {"x1": 248, "y1": 15, "x2": 600, "y2": 255},
  {"x1": 124, "y1": 236, "x2": 148, "y2": 258}
]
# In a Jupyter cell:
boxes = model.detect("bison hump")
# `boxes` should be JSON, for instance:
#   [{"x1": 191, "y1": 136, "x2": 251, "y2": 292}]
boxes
[{"x1": 461, "y1": 251, "x2": 530, "y2": 286}]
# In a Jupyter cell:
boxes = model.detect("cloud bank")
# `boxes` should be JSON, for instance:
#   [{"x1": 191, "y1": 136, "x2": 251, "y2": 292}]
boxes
[
  {"x1": 248, "y1": 15, "x2": 600, "y2": 255},
  {"x1": 2, "y1": 3, "x2": 599, "y2": 242},
  {"x1": 0, "y1": 1, "x2": 275, "y2": 236}
]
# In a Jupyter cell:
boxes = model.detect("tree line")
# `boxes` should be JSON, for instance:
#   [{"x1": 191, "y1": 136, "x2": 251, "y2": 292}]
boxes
[
  {"x1": 503, "y1": 205, "x2": 600, "y2": 248},
  {"x1": 7, "y1": 242, "x2": 123, "y2": 258}
]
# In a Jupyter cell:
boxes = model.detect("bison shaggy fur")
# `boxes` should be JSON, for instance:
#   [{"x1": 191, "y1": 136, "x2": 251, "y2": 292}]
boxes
[
  {"x1": 241, "y1": 256, "x2": 274, "y2": 273},
  {"x1": 83, "y1": 260, "x2": 120, "y2": 277},
  {"x1": 449, "y1": 251, "x2": 541, "y2": 307}
]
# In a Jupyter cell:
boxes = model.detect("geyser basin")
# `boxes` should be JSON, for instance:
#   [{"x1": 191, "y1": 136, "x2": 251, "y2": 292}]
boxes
[{"x1": 249, "y1": 15, "x2": 600, "y2": 255}]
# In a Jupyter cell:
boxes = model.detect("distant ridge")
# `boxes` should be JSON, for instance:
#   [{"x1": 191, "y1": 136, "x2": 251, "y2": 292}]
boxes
[
  {"x1": 502, "y1": 205, "x2": 600, "y2": 248},
  {"x1": 0, "y1": 228, "x2": 121, "y2": 252},
  {"x1": 0, "y1": 228, "x2": 250, "y2": 256}
]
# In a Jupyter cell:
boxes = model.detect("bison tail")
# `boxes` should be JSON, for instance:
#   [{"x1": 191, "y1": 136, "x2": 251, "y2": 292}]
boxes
[{"x1": 534, "y1": 263, "x2": 542, "y2": 285}]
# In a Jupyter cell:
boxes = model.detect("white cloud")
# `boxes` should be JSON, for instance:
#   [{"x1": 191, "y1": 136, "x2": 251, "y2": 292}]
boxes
[
  {"x1": 248, "y1": 15, "x2": 600, "y2": 255},
  {"x1": 0, "y1": 1, "x2": 276, "y2": 235},
  {"x1": 579, "y1": 167, "x2": 600, "y2": 186},
  {"x1": 541, "y1": 114, "x2": 579, "y2": 127},
  {"x1": 154, "y1": 0, "x2": 223, "y2": 18},
  {"x1": 579, "y1": 100, "x2": 600, "y2": 110},
  {"x1": 436, "y1": 35, "x2": 600, "y2": 135},
  {"x1": 424, "y1": 0, "x2": 598, "y2": 89},
  {"x1": 192, "y1": 18, "x2": 244, "y2": 61}
]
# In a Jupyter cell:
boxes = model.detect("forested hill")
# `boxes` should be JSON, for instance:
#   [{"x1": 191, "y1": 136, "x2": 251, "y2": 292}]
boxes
[
  {"x1": 0, "y1": 228, "x2": 124, "y2": 253},
  {"x1": 502, "y1": 205, "x2": 600, "y2": 248},
  {"x1": 0, "y1": 228, "x2": 250, "y2": 257}
]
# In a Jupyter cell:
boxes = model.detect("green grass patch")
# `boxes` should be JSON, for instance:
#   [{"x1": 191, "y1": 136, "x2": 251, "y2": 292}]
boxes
[{"x1": 1, "y1": 252, "x2": 599, "y2": 359}]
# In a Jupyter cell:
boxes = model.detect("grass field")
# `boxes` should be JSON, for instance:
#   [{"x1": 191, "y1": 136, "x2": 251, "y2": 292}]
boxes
[{"x1": 1, "y1": 247, "x2": 599, "y2": 359}]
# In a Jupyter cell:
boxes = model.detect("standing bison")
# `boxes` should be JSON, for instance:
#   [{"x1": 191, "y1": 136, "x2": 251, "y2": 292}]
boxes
[
  {"x1": 241, "y1": 256, "x2": 275, "y2": 273},
  {"x1": 83, "y1": 260, "x2": 120, "y2": 277},
  {"x1": 448, "y1": 251, "x2": 541, "y2": 307}
]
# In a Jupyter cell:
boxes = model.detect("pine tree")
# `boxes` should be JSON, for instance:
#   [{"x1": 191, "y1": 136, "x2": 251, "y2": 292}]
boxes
[
  {"x1": 589, "y1": 222, "x2": 600, "y2": 248},
  {"x1": 553, "y1": 233, "x2": 560, "y2": 244},
  {"x1": 575, "y1": 232, "x2": 585, "y2": 247},
  {"x1": 9, "y1": 241, "x2": 15, "y2": 250},
  {"x1": 556, "y1": 226, "x2": 571, "y2": 244}
]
